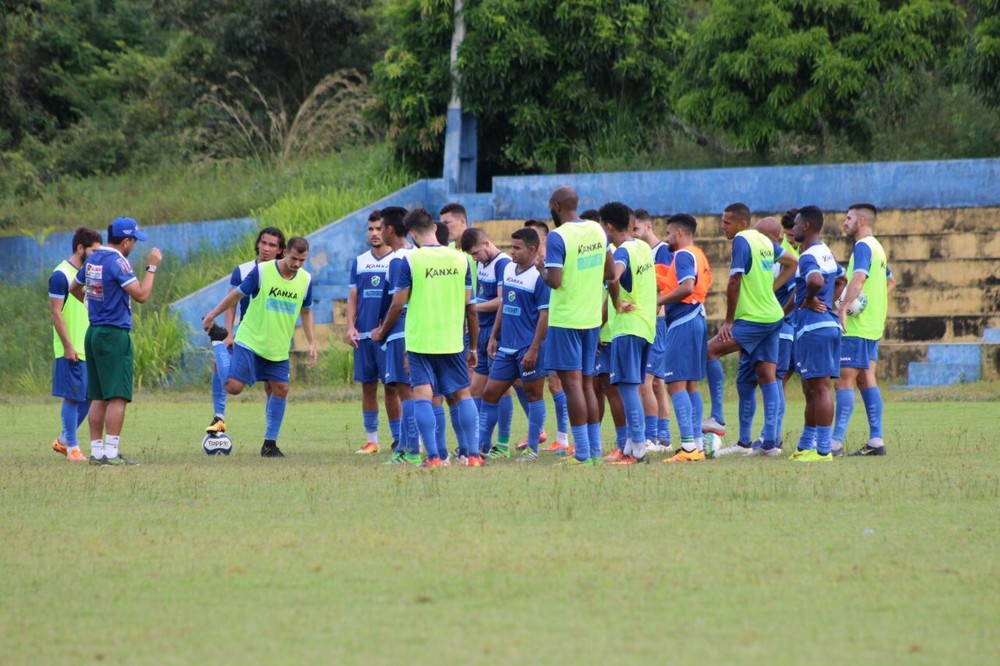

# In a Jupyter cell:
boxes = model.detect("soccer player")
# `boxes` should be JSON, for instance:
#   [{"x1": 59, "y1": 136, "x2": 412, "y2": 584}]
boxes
[
  {"x1": 833, "y1": 203, "x2": 896, "y2": 456},
  {"x1": 201, "y1": 236, "x2": 317, "y2": 458},
  {"x1": 69, "y1": 217, "x2": 160, "y2": 466},
  {"x1": 347, "y1": 210, "x2": 401, "y2": 454},
  {"x1": 601, "y1": 202, "x2": 657, "y2": 465},
  {"x1": 479, "y1": 227, "x2": 550, "y2": 461},
  {"x1": 205, "y1": 226, "x2": 285, "y2": 435},
  {"x1": 708, "y1": 203, "x2": 797, "y2": 456},
  {"x1": 658, "y1": 215, "x2": 713, "y2": 462},
  {"x1": 461, "y1": 227, "x2": 516, "y2": 458},
  {"x1": 49, "y1": 226, "x2": 102, "y2": 462},
  {"x1": 372, "y1": 207, "x2": 423, "y2": 466},
  {"x1": 632, "y1": 209, "x2": 673, "y2": 452},
  {"x1": 788, "y1": 206, "x2": 844, "y2": 461},
  {"x1": 536, "y1": 186, "x2": 615, "y2": 465},
  {"x1": 378, "y1": 208, "x2": 480, "y2": 467}
]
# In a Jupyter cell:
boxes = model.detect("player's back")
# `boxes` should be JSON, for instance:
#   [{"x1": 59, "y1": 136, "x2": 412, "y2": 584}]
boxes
[{"x1": 546, "y1": 220, "x2": 607, "y2": 330}]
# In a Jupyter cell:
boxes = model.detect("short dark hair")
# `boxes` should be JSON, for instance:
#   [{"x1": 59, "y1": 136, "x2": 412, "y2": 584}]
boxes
[
  {"x1": 523, "y1": 219, "x2": 549, "y2": 234},
  {"x1": 797, "y1": 205, "x2": 824, "y2": 231},
  {"x1": 633, "y1": 208, "x2": 652, "y2": 222},
  {"x1": 780, "y1": 208, "x2": 798, "y2": 229},
  {"x1": 848, "y1": 203, "x2": 878, "y2": 223},
  {"x1": 434, "y1": 221, "x2": 450, "y2": 245},
  {"x1": 439, "y1": 202, "x2": 467, "y2": 219},
  {"x1": 368, "y1": 209, "x2": 382, "y2": 222},
  {"x1": 255, "y1": 226, "x2": 286, "y2": 256},
  {"x1": 380, "y1": 206, "x2": 407, "y2": 238},
  {"x1": 460, "y1": 227, "x2": 487, "y2": 253},
  {"x1": 511, "y1": 227, "x2": 539, "y2": 248},
  {"x1": 71, "y1": 227, "x2": 101, "y2": 253},
  {"x1": 404, "y1": 208, "x2": 435, "y2": 234},
  {"x1": 666, "y1": 214, "x2": 697, "y2": 236},
  {"x1": 724, "y1": 202, "x2": 752, "y2": 223},
  {"x1": 106, "y1": 225, "x2": 124, "y2": 245},
  {"x1": 287, "y1": 236, "x2": 309, "y2": 253},
  {"x1": 599, "y1": 202, "x2": 632, "y2": 232},
  {"x1": 581, "y1": 209, "x2": 601, "y2": 221}
]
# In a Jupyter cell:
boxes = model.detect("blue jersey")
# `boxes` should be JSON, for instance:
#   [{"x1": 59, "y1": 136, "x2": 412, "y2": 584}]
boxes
[
  {"x1": 384, "y1": 247, "x2": 413, "y2": 342},
  {"x1": 350, "y1": 249, "x2": 395, "y2": 336},
  {"x1": 229, "y1": 259, "x2": 257, "y2": 321},
  {"x1": 730, "y1": 234, "x2": 786, "y2": 276},
  {"x1": 793, "y1": 242, "x2": 841, "y2": 336},
  {"x1": 75, "y1": 247, "x2": 137, "y2": 329},
  {"x1": 664, "y1": 248, "x2": 702, "y2": 323},
  {"x1": 498, "y1": 263, "x2": 550, "y2": 353},
  {"x1": 238, "y1": 264, "x2": 314, "y2": 309},
  {"x1": 475, "y1": 252, "x2": 511, "y2": 330}
]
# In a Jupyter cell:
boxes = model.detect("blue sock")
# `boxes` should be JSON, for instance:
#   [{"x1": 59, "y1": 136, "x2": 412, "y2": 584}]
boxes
[
  {"x1": 211, "y1": 369, "x2": 226, "y2": 416},
  {"x1": 401, "y1": 400, "x2": 419, "y2": 454},
  {"x1": 456, "y1": 398, "x2": 479, "y2": 459},
  {"x1": 618, "y1": 383, "x2": 645, "y2": 449},
  {"x1": 833, "y1": 389, "x2": 854, "y2": 442},
  {"x1": 670, "y1": 391, "x2": 694, "y2": 441},
  {"x1": 615, "y1": 426, "x2": 628, "y2": 451},
  {"x1": 76, "y1": 401, "x2": 90, "y2": 429},
  {"x1": 527, "y1": 400, "x2": 546, "y2": 453},
  {"x1": 760, "y1": 381, "x2": 780, "y2": 449},
  {"x1": 264, "y1": 396, "x2": 286, "y2": 441},
  {"x1": 212, "y1": 343, "x2": 231, "y2": 385},
  {"x1": 498, "y1": 394, "x2": 513, "y2": 442},
  {"x1": 362, "y1": 410, "x2": 379, "y2": 438},
  {"x1": 448, "y1": 404, "x2": 464, "y2": 456},
  {"x1": 473, "y1": 396, "x2": 483, "y2": 413},
  {"x1": 798, "y1": 425, "x2": 817, "y2": 451},
  {"x1": 657, "y1": 417, "x2": 670, "y2": 443},
  {"x1": 690, "y1": 390, "x2": 704, "y2": 441},
  {"x1": 414, "y1": 400, "x2": 439, "y2": 459},
  {"x1": 861, "y1": 387, "x2": 883, "y2": 440},
  {"x1": 514, "y1": 384, "x2": 530, "y2": 416},
  {"x1": 775, "y1": 384, "x2": 786, "y2": 446},
  {"x1": 816, "y1": 425, "x2": 833, "y2": 455},
  {"x1": 434, "y1": 404, "x2": 447, "y2": 456},
  {"x1": 479, "y1": 401, "x2": 500, "y2": 455},
  {"x1": 570, "y1": 424, "x2": 590, "y2": 461},
  {"x1": 707, "y1": 359, "x2": 725, "y2": 423},
  {"x1": 644, "y1": 414, "x2": 657, "y2": 444},
  {"x1": 737, "y1": 380, "x2": 757, "y2": 445},
  {"x1": 60, "y1": 401, "x2": 79, "y2": 447},
  {"x1": 553, "y1": 391, "x2": 569, "y2": 434},
  {"x1": 389, "y1": 418, "x2": 401, "y2": 443},
  {"x1": 587, "y1": 422, "x2": 602, "y2": 458}
]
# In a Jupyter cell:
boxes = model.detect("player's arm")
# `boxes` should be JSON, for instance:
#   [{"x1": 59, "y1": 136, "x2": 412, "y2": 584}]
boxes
[
  {"x1": 659, "y1": 279, "x2": 694, "y2": 306},
  {"x1": 887, "y1": 266, "x2": 896, "y2": 294},
  {"x1": 658, "y1": 251, "x2": 696, "y2": 306},
  {"x1": 300, "y1": 307, "x2": 317, "y2": 366},
  {"x1": 476, "y1": 294, "x2": 501, "y2": 314},
  {"x1": 465, "y1": 294, "x2": 479, "y2": 370},
  {"x1": 717, "y1": 273, "x2": 742, "y2": 343},
  {"x1": 522, "y1": 309, "x2": 548, "y2": 372},
  {"x1": 69, "y1": 279, "x2": 85, "y2": 303},
  {"x1": 202, "y1": 287, "x2": 246, "y2": 331},
  {"x1": 783, "y1": 287, "x2": 797, "y2": 316},
  {"x1": 373, "y1": 288, "x2": 408, "y2": 342},
  {"x1": 223, "y1": 298, "x2": 238, "y2": 348},
  {"x1": 487, "y1": 287, "x2": 503, "y2": 359},
  {"x1": 773, "y1": 247, "x2": 797, "y2": 291},
  {"x1": 345, "y1": 286, "x2": 360, "y2": 347},
  {"x1": 123, "y1": 247, "x2": 162, "y2": 304},
  {"x1": 801, "y1": 269, "x2": 826, "y2": 313}
]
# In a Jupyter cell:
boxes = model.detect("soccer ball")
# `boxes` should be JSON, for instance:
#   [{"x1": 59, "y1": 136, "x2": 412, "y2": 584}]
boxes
[
  {"x1": 202, "y1": 432, "x2": 233, "y2": 456},
  {"x1": 836, "y1": 291, "x2": 868, "y2": 316},
  {"x1": 704, "y1": 432, "x2": 724, "y2": 459}
]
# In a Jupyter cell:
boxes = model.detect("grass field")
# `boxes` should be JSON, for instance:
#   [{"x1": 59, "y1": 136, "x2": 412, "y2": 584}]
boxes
[{"x1": 2, "y1": 390, "x2": 999, "y2": 665}]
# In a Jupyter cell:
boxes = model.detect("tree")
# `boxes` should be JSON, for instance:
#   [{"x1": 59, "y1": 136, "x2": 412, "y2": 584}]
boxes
[
  {"x1": 967, "y1": 0, "x2": 1000, "y2": 110},
  {"x1": 672, "y1": 0, "x2": 965, "y2": 155}
]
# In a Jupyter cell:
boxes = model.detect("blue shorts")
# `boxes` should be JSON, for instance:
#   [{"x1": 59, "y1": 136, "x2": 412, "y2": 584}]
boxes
[
  {"x1": 610, "y1": 335, "x2": 650, "y2": 385},
  {"x1": 594, "y1": 342, "x2": 612, "y2": 375},
  {"x1": 490, "y1": 348, "x2": 548, "y2": 383},
  {"x1": 545, "y1": 326, "x2": 600, "y2": 376},
  {"x1": 231, "y1": 344, "x2": 291, "y2": 386},
  {"x1": 383, "y1": 337, "x2": 409, "y2": 385},
  {"x1": 645, "y1": 317, "x2": 668, "y2": 379},
  {"x1": 52, "y1": 357, "x2": 88, "y2": 402},
  {"x1": 840, "y1": 336, "x2": 879, "y2": 369},
  {"x1": 353, "y1": 337, "x2": 385, "y2": 384},
  {"x1": 734, "y1": 320, "x2": 781, "y2": 385},
  {"x1": 474, "y1": 327, "x2": 493, "y2": 376},
  {"x1": 663, "y1": 316, "x2": 707, "y2": 383},
  {"x1": 794, "y1": 326, "x2": 842, "y2": 379},
  {"x1": 777, "y1": 321, "x2": 794, "y2": 380},
  {"x1": 409, "y1": 351, "x2": 470, "y2": 396}
]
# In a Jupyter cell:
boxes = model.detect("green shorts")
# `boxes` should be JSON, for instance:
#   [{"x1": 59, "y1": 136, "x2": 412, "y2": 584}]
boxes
[{"x1": 85, "y1": 326, "x2": 134, "y2": 401}]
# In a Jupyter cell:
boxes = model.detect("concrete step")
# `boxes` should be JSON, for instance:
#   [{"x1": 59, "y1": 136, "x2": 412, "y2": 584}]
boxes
[
  {"x1": 985, "y1": 327, "x2": 1000, "y2": 343},
  {"x1": 927, "y1": 343, "x2": 983, "y2": 365},
  {"x1": 907, "y1": 362, "x2": 981, "y2": 386}
]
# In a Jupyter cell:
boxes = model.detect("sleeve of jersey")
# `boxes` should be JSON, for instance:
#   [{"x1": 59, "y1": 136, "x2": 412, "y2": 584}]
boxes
[
  {"x1": 348, "y1": 259, "x2": 358, "y2": 289},
  {"x1": 676, "y1": 251, "x2": 697, "y2": 283},
  {"x1": 75, "y1": 264, "x2": 86, "y2": 285},
  {"x1": 536, "y1": 278, "x2": 551, "y2": 310},
  {"x1": 113, "y1": 257, "x2": 137, "y2": 288},
  {"x1": 886, "y1": 265, "x2": 894, "y2": 279},
  {"x1": 302, "y1": 281, "x2": 314, "y2": 309},
  {"x1": 545, "y1": 233, "x2": 566, "y2": 268},
  {"x1": 396, "y1": 258, "x2": 413, "y2": 291},
  {"x1": 464, "y1": 264, "x2": 473, "y2": 298},
  {"x1": 48, "y1": 271, "x2": 69, "y2": 300},
  {"x1": 852, "y1": 243, "x2": 873, "y2": 276},
  {"x1": 613, "y1": 246, "x2": 630, "y2": 268},
  {"x1": 772, "y1": 242, "x2": 785, "y2": 260},
  {"x1": 229, "y1": 267, "x2": 242, "y2": 288},
  {"x1": 800, "y1": 254, "x2": 820, "y2": 279},
  {"x1": 730, "y1": 236, "x2": 751, "y2": 275},
  {"x1": 239, "y1": 266, "x2": 261, "y2": 297},
  {"x1": 387, "y1": 259, "x2": 401, "y2": 294}
]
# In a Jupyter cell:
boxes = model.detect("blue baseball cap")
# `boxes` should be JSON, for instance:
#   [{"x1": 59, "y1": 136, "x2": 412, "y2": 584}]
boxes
[{"x1": 111, "y1": 216, "x2": 148, "y2": 242}]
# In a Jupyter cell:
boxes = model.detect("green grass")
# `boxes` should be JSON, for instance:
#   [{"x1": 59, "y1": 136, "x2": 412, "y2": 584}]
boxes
[{"x1": 2, "y1": 390, "x2": 999, "y2": 664}]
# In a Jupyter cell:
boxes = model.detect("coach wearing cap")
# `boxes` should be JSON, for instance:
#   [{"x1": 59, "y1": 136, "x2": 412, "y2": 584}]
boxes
[{"x1": 69, "y1": 216, "x2": 162, "y2": 466}]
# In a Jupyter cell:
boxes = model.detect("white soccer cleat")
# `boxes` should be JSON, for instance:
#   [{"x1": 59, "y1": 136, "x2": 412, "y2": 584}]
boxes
[
  {"x1": 716, "y1": 442, "x2": 751, "y2": 456},
  {"x1": 702, "y1": 417, "x2": 726, "y2": 436},
  {"x1": 645, "y1": 439, "x2": 667, "y2": 453},
  {"x1": 747, "y1": 445, "x2": 781, "y2": 457}
]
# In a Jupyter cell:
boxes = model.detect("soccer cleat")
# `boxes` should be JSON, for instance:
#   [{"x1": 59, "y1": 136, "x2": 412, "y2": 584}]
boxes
[
  {"x1": 604, "y1": 448, "x2": 627, "y2": 463},
  {"x1": 666, "y1": 449, "x2": 706, "y2": 462},
  {"x1": 716, "y1": 442, "x2": 752, "y2": 456},
  {"x1": 205, "y1": 416, "x2": 226, "y2": 434},
  {"x1": 747, "y1": 446, "x2": 781, "y2": 458},
  {"x1": 384, "y1": 452, "x2": 406, "y2": 465},
  {"x1": 51, "y1": 439, "x2": 67, "y2": 456},
  {"x1": 261, "y1": 442, "x2": 285, "y2": 458},
  {"x1": 355, "y1": 442, "x2": 379, "y2": 454},
  {"x1": 403, "y1": 452, "x2": 423, "y2": 466},
  {"x1": 101, "y1": 453, "x2": 140, "y2": 466},
  {"x1": 849, "y1": 444, "x2": 887, "y2": 456},
  {"x1": 543, "y1": 441, "x2": 568, "y2": 454},
  {"x1": 702, "y1": 417, "x2": 726, "y2": 436},
  {"x1": 66, "y1": 447, "x2": 87, "y2": 462},
  {"x1": 88, "y1": 455, "x2": 105, "y2": 466},
  {"x1": 831, "y1": 448, "x2": 845, "y2": 458},
  {"x1": 465, "y1": 455, "x2": 485, "y2": 468},
  {"x1": 645, "y1": 440, "x2": 667, "y2": 453},
  {"x1": 657, "y1": 439, "x2": 674, "y2": 455},
  {"x1": 562, "y1": 456, "x2": 592, "y2": 466},
  {"x1": 516, "y1": 430, "x2": 547, "y2": 451},
  {"x1": 439, "y1": 457, "x2": 452, "y2": 467},
  {"x1": 791, "y1": 449, "x2": 832, "y2": 462},
  {"x1": 516, "y1": 450, "x2": 538, "y2": 462},
  {"x1": 419, "y1": 458, "x2": 442, "y2": 468},
  {"x1": 488, "y1": 445, "x2": 510, "y2": 460},
  {"x1": 610, "y1": 454, "x2": 648, "y2": 465},
  {"x1": 207, "y1": 323, "x2": 229, "y2": 343}
]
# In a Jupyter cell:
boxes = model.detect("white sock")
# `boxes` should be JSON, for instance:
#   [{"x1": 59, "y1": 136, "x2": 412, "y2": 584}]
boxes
[
  {"x1": 695, "y1": 436, "x2": 704, "y2": 451},
  {"x1": 633, "y1": 439, "x2": 647, "y2": 458},
  {"x1": 868, "y1": 437, "x2": 884, "y2": 448},
  {"x1": 623, "y1": 438, "x2": 633, "y2": 456},
  {"x1": 90, "y1": 439, "x2": 104, "y2": 459},
  {"x1": 830, "y1": 439, "x2": 843, "y2": 452},
  {"x1": 557, "y1": 432, "x2": 568, "y2": 445},
  {"x1": 105, "y1": 435, "x2": 120, "y2": 458},
  {"x1": 365, "y1": 431, "x2": 379, "y2": 444}
]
